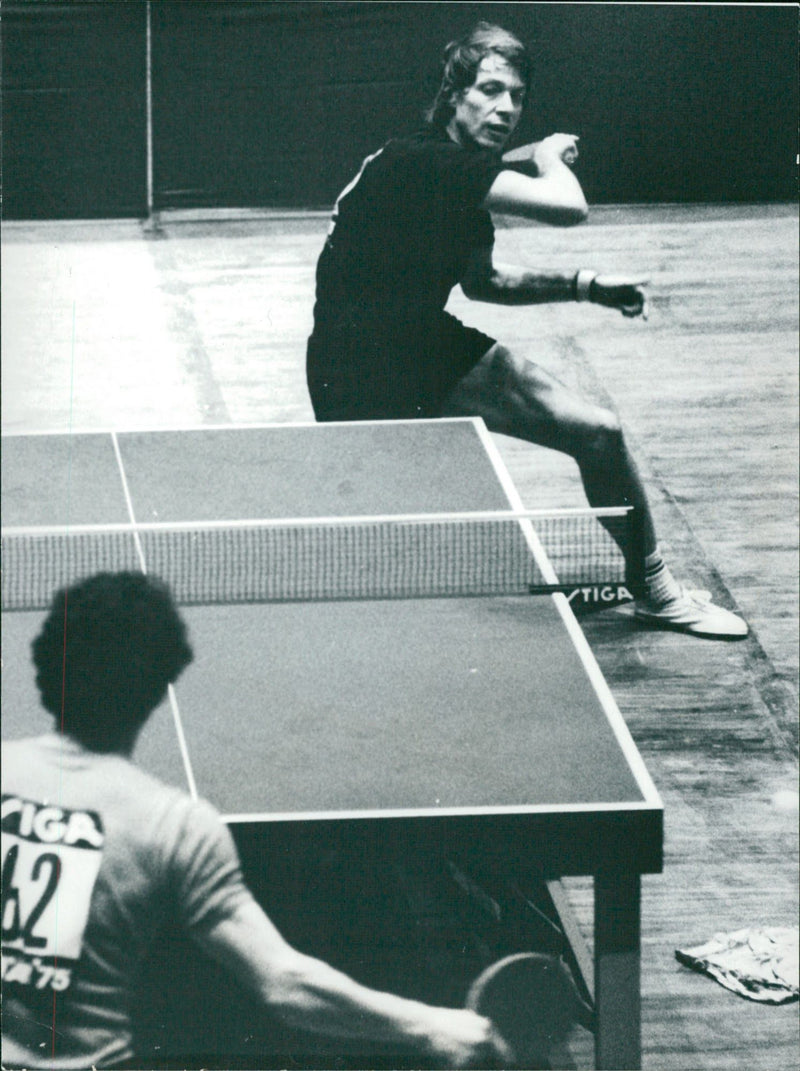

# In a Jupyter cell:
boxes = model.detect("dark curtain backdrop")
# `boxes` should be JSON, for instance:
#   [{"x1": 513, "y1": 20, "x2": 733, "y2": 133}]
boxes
[
  {"x1": 2, "y1": 1, "x2": 148, "y2": 218},
  {"x1": 2, "y1": 1, "x2": 798, "y2": 219}
]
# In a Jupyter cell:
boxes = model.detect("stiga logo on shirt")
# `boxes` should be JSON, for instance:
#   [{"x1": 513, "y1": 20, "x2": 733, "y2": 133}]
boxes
[
  {"x1": 2, "y1": 796, "x2": 104, "y2": 848},
  {"x1": 1, "y1": 794, "x2": 105, "y2": 992}
]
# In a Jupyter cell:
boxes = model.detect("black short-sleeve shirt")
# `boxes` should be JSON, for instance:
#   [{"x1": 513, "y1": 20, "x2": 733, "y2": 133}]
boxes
[
  {"x1": 307, "y1": 128, "x2": 503, "y2": 419},
  {"x1": 314, "y1": 127, "x2": 502, "y2": 321}
]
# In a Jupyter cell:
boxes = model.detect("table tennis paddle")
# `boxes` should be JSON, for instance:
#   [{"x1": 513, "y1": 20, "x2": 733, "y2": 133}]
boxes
[{"x1": 466, "y1": 952, "x2": 594, "y2": 1070}]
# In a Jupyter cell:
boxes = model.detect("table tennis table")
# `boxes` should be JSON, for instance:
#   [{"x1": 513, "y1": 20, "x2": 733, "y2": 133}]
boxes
[{"x1": 1, "y1": 417, "x2": 663, "y2": 1069}]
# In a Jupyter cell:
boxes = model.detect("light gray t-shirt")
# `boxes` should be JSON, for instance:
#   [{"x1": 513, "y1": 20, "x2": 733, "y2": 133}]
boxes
[{"x1": 2, "y1": 733, "x2": 252, "y2": 1069}]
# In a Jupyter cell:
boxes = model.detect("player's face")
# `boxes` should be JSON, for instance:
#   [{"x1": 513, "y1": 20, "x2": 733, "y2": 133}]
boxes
[{"x1": 447, "y1": 54, "x2": 526, "y2": 152}]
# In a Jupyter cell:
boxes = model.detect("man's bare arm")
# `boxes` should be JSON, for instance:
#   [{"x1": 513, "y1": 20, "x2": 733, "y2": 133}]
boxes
[
  {"x1": 461, "y1": 249, "x2": 576, "y2": 304},
  {"x1": 482, "y1": 133, "x2": 588, "y2": 225},
  {"x1": 461, "y1": 248, "x2": 648, "y2": 318},
  {"x1": 193, "y1": 899, "x2": 508, "y2": 1067}
]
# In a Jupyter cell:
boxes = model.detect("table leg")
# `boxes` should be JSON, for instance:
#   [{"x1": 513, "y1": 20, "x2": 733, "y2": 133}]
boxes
[{"x1": 594, "y1": 871, "x2": 641, "y2": 1070}]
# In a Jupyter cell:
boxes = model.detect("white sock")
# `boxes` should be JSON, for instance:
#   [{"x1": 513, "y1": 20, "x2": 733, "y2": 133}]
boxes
[{"x1": 643, "y1": 548, "x2": 682, "y2": 606}]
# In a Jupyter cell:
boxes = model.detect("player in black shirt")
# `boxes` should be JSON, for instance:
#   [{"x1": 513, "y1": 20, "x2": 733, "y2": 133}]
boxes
[{"x1": 307, "y1": 22, "x2": 747, "y2": 640}]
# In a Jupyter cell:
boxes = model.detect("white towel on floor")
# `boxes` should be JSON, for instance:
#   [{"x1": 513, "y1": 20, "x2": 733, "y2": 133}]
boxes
[{"x1": 676, "y1": 927, "x2": 799, "y2": 1004}]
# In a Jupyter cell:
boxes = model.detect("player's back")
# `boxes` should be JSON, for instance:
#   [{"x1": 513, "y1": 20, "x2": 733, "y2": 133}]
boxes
[{"x1": 1, "y1": 733, "x2": 227, "y2": 1070}]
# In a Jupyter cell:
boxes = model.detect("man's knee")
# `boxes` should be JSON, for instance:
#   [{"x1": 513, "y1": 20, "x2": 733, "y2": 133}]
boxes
[{"x1": 574, "y1": 410, "x2": 625, "y2": 464}]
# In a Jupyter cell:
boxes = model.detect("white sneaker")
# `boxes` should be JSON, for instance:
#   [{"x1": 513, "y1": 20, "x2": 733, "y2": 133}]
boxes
[{"x1": 634, "y1": 587, "x2": 748, "y2": 639}]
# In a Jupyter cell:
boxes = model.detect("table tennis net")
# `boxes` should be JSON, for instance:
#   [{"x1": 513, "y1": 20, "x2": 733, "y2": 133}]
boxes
[{"x1": 1, "y1": 510, "x2": 639, "y2": 610}]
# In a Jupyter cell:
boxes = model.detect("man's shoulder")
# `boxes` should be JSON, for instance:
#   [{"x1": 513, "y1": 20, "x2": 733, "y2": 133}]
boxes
[
  {"x1": 2, "y1": 733, "x2": 54, "y2": 770},
  {"x1": 377, "y1": 128, "x2": 501, "y2": 193},
  {"x1": 384, "y1": 126, "x2": 465, "y2": 159},
  {"x1": 1, "y1": 734, "x2": 186, "y2": 813}
]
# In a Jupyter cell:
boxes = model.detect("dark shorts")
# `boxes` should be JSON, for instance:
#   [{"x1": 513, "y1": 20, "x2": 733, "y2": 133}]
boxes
[{"x1": 307, "y1": 309, "x2": 495, "y2": 422}]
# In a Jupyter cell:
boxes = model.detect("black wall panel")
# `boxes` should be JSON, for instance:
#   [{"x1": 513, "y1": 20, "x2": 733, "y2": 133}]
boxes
[
  {"x1": 2, "y1": 2, "x2": 797, "y2": 219},
  {"x1": 2, "y1": 1, "x2": 148, "y2": 219},
  {"x1": 151, "y1": 2, "x2": 800, "y2": 210},
  {"x1": 150, "y1": 1, "x2": 454, "y2": 210}
]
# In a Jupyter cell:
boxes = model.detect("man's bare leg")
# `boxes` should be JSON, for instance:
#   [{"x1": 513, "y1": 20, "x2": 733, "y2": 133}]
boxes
[
  {"x1": 442, "y1": 343, "x2": 656, "y2": 560},
  {"x1": 442, "y1": 344, "x2": 747, "y2": 638}
]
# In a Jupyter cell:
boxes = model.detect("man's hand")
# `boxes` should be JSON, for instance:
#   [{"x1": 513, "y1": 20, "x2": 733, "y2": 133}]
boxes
[
  {"x1": 538, "y1": 133, "x2": 580, "y2": 168},
  {"x1": 503, "y1": 134, "x2": 579, "y2": 174},
  {"x1": 590, "y1": 274, "x2": 649, "y2": 319},
  {"x1": 424, "y1": 1007, "x2": 512, "y2": 1068}
]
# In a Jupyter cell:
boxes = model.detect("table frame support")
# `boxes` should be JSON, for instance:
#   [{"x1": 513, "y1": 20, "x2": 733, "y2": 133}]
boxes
[{"x1": 594, "y1": 870, "x2": 641, "y2": 1070}]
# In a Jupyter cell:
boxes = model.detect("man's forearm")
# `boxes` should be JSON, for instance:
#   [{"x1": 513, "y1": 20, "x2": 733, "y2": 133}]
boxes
[
  {"x1": 268, "y1": 949, "x2": 460, "y2": 1043},
  {"x1": 196, "y1": 902, "x2": 499, "y2": 1065},
  {"x1": 464, "y1": 264, "x2": 580, "y2": 306}
]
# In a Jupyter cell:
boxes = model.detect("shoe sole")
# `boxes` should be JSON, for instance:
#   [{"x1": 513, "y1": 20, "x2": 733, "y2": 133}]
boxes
[{"x1": 632, "y1": 609, "x2": 749, "y2": 640}]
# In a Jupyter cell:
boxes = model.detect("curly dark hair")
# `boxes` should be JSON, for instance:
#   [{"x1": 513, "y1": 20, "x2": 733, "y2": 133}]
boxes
[
  {"x1": 426, "y1": 22, "x2": 531, "y2": 129},
  {"x1": 31, "y1": 572, "x2": 194, "y2": 751}
]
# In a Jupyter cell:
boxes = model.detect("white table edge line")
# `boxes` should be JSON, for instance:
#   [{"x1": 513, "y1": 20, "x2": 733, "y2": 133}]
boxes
[
  {"x1": 221, "y1": 801, "x2": 664, "y2": 824},
  {"x1": 474, "y1": 423, "x2": 662, "y2": 807}
]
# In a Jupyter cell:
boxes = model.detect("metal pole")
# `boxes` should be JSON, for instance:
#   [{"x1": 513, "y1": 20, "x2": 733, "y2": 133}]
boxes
[{"x1": 145, "y1": 0, "x2": 154, "y2": 220}]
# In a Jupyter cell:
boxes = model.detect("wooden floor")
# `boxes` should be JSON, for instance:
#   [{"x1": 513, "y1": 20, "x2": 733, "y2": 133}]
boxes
[{"x1": 2, "y1": 204, "x2": 798, "y2": 1069}]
